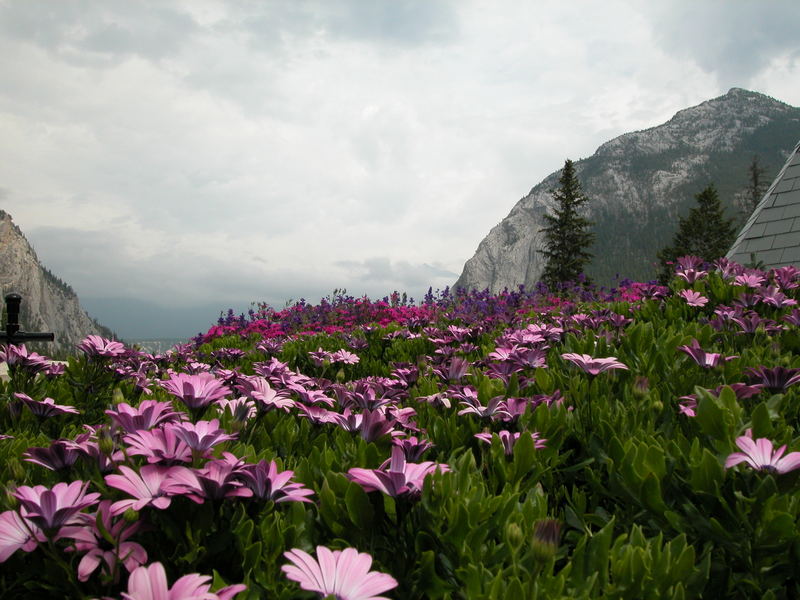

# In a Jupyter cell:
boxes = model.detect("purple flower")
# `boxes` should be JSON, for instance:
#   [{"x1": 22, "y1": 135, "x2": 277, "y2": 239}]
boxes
[
  {"x1": 216, "y1": 397, "x2": 257, "y2": 422},
  {"x1": 560, "y1": 353, "x2": 628, "y2": 375},
  {"x1": 235, "y1": 376, "x2": 294, "y2": 413},
  {"x1": 678, "y1": 289, "x2": 709, "y2": 307},
  {"x1": 106, "y1": 400, "x2": 183, "y2": 433},
  {"x1": 745, "y1": 365, "x2": 800, "y2": 393},
  {"x1": 431, "y1": 356, "x2": 470, "y2": 383},
  {"x1": 60, "y1": 500, "x2": 147, "y2": 582},
  {"x1": 725, "y1": 430, "x2": 800, "y2": 474},
  {"x1": 770, "y1": 265, "x2": 800, "y2": 290},
  {"x1": 0, "y1": 510, "x2": 43, "y2": 562},
  {"x1": 13, "y1": 480, "x2": 100, "y2": 533},
  {"x1": 333, "y1": 408, "x2": 397, "y2": 442},
  {"x1": 347, "y1": 446, "x2": 449, "y2": 500},
  {"x1": 0, "y1": 344, "x2": 50, "y2": 375},
  {"x1": 331, "y1": 349, "x2": 360, "y2": 364},
  {"x1": 23, "y1": 440, "x2": 82, "y2": 471},
  {"x1": 677, "y1": 339, "x2": 737, "y2": 368},
  {"x1": 475, "y1": 430, "x2": 547, "y2": 455},
  {"x1": 676, "y1": 266, "x2": 707, "y2": 284},
  {"x1": 121, "y1": 561, "x2": 246, "y2": 600},
  {"x1": 296, "y1": 404, "x2": 339, "y2": 425},
  {"x1": 392, "y1": 436, "x2": 434, "y2": 462},
  {"x1": 734, "y1": 272, "x2": 766, "y2": 288},
  {"x1": 167, "y1": 419, "x2": 237, "y2": 453},
  {"x1": 282, "y1": 546, "x2": 398, "y2": 600},
  {"x1": 415, "y1": 392, "x2": 451, "y2": 409},
  {"x1": 239, "y1": 460, "x2": 315, "y2": 503},
  {"x1": 123, "y1": 427, "x2": 193, "y2": 464},
  {"x1": 678, "y1": 395, "x2": 697, "y2": 417},
  {"x1": 758, "y1": 286, "x2": 797, "y2": 308},
  {"x1": 456, "y1": 389, "x2": 511, "y2": 421},
  {"x1": 14, "y1": 393, "x2": 80, "y2": 418},
  {"x1": 78, "y1": 335, "x2": 127, "y2": 358},
  {"x1": 165, "y1": 461, "x2": 253, "y2": 502},
  {"x1": 105, "y1": 465, "x2": 191, "y2": 515},
  {"x1": 160, "y1": 372, "x2": 232, "y2": 416}
]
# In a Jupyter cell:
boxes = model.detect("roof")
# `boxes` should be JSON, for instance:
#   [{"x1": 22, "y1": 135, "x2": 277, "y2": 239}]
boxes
[{"x1": 727, "y1": 141, "x2": 800, "y2": 268}]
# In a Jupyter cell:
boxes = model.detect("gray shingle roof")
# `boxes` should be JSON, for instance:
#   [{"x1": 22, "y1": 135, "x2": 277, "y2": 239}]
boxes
[{"x1": 727, "y1": 140, "x2": 800, "y2": 268}]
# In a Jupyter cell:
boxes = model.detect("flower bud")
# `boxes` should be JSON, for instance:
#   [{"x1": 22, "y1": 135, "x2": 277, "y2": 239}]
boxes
[
  {"x1": 112, "y1": 387, "x2": 126, "y2": 405},
  {"x1": 633, "y1": 376, "x2": 649, "y2": 398},
  {"x1": 98, "y1": 434, "x2": 116, "y2": 457},
  {"x1": 123, "y1": 508, "x2": 139, "y2": 523},
  {"x1": 505, "y1": 522, "x2": 524, "y2": 551},
  {"x1": 532, "y1": 519, "x2": 561, "y2": 562}
]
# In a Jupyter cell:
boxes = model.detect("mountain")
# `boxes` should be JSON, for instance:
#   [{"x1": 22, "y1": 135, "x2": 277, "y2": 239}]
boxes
[
  {"x1": 0, "y1": 210, "x2": 113, "y2": 354},
  {"x1": 455, "y1": 88, "x2": 800, "y2": 291}
]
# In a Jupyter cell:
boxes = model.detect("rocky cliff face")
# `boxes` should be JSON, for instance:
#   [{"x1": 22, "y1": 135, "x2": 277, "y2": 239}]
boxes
[
  {"x1": 0, "y1": 210, "x2": 112, "y2": 354},
  {"x1": 455, "y1": 88, "x2": 800, "y2": 291}
]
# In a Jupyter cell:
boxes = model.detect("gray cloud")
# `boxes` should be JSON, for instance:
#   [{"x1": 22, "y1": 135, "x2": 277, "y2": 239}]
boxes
[
  {"x1": 2, "y1": 2, "x2": 799, "y2": 338},
  {"x1": 0, "y1": 1, "x2": 197, "y2": 65},
  {"x1": 237, "y1": 1, "x2": 459, "y2": 48},
  {"x1": 644, "y1": 1, "x2": 800, "y2": 83},
  {"x1": 335, "y1": 257, "x2": 457, "y2": 297}
]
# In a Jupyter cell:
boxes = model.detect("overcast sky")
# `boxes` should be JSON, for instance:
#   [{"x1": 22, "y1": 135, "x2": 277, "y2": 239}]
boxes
[{"x1": 1, "y1": 1, "x2": 799, "y2": 337}]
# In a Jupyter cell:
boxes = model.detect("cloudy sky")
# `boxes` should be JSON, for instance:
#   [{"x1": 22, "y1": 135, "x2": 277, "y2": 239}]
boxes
[{"x1": 1, "y1": 1, "x2": 799, "y2": 338}]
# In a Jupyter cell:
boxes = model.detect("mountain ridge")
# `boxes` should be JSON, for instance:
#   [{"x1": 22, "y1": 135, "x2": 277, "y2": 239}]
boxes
[{"x1": 455, "y1": 88, "x2": 800, "y2": 291}]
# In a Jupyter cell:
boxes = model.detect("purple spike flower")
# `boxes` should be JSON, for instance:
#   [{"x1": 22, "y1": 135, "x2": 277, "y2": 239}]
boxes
[{"x1": 282, "y1": 546, "x2": 398, "y2": 600}]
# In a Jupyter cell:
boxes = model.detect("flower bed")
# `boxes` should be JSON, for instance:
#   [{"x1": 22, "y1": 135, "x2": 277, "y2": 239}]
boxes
[{"x1": 2, "y1": 258, "x2": 800, "y2": 598}]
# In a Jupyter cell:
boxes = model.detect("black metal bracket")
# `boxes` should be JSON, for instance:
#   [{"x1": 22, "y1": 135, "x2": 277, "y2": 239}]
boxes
[{"x1": 0, "y1": 293, "x2": 55, "y2": 345}]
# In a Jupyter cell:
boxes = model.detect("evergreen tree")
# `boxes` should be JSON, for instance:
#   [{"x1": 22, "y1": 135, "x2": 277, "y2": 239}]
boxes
[
  {"x1": 539, "y1": 159, "x2": 595, "y2": 290},
  {"x1": 657, "y1": 183, "x2": 736, "y2": 282},
  {"x1": 735, "y1": 154, "x2": 768, "y2": 220}
]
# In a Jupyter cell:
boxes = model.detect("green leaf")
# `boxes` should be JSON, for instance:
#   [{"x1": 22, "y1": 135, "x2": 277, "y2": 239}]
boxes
[
  {"x1": 345, "y1": 481, "x2": 374, "y2": 530},
  {"x1": 640, "y1": 474, "x2": 668, "y2": 515},
  {"x1": 242, "y1": 541, "x2": 262, "y2": 575},
  {"x1": 750, "y1": 401, "x2": 773, "y2": 439}
]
